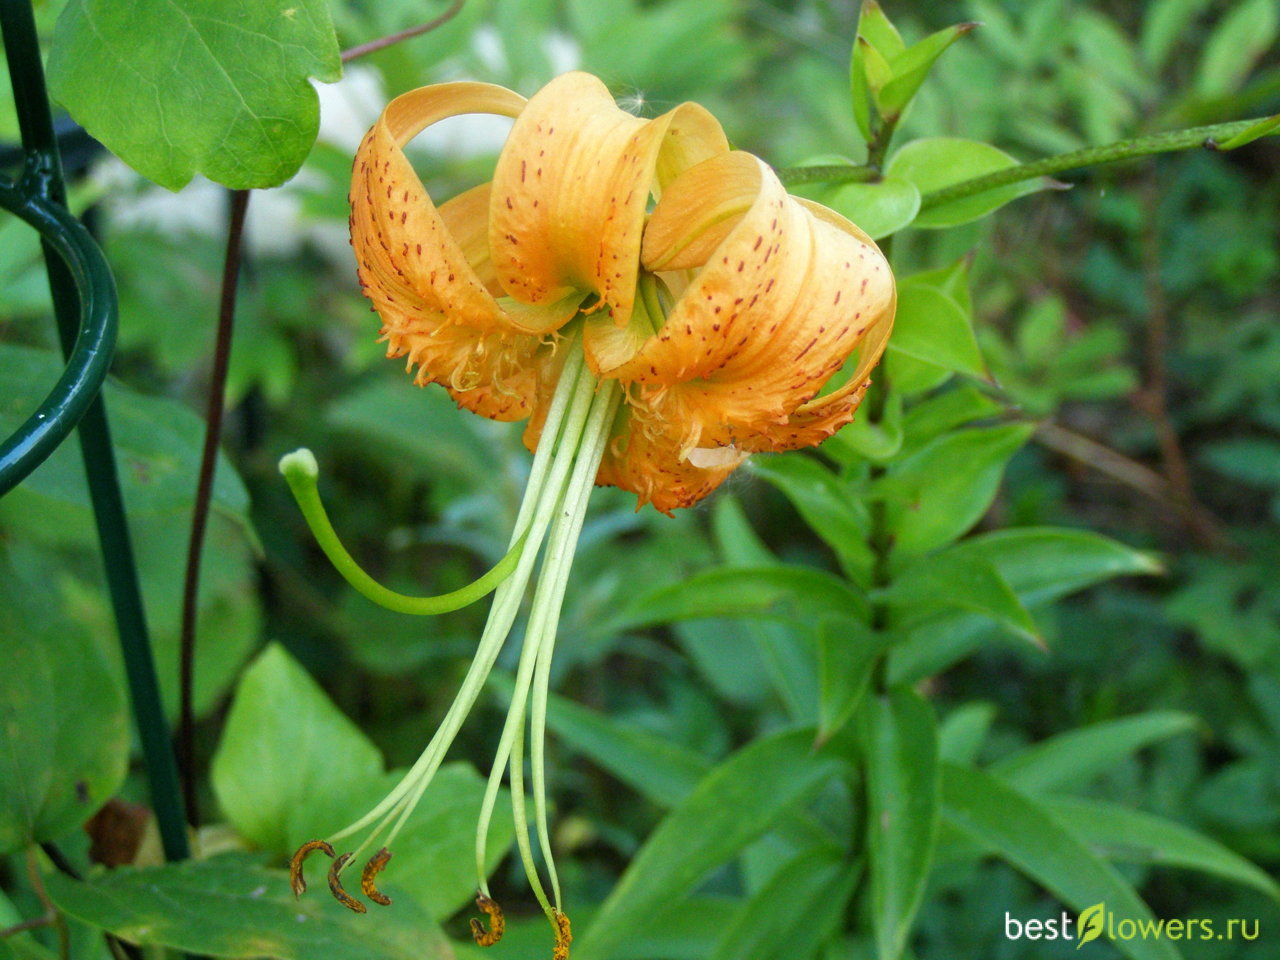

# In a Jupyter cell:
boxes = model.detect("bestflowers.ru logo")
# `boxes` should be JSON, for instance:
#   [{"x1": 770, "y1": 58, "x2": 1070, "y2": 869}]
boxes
[{"x1": 1004, "y1": 903, "x2": 1261, "y2": 946}]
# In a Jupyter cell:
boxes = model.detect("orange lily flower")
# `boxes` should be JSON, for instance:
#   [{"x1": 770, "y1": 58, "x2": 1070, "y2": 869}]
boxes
[
  {"x1": 351, "y1": 71, "x2": 895, "y2": 513},
  {"x1": 288, "y1": 71, "x2": 893, "y2": 957}
]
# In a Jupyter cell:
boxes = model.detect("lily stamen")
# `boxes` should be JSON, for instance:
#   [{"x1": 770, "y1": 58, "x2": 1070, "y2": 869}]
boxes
[
  {"x1": 288, "y1": 839, "x2": 334, "y2": 898},
  {"x1": 470, "y1": 892, "x2": 505, "y2": 947},
  {"x1": 327, "y1": 852, "x2": 366, "y2": 914},
  {"x1": 360, "y1": 847, "x2": 393, "y2": 906}
]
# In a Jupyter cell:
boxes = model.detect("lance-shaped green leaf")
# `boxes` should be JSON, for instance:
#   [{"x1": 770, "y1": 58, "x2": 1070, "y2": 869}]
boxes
[
  {"x1": 709, "y1": 844, "x2": 853, "y2": 960},
  {"x1": 604, "y1": 565, "x2": 869, "y2": 631},
  {"x1": 880, "y1": 544, "x2": 1041, "y2": 648},
  {"x1": 46, "y1": 854, "x2": 452, "y2": 960},
  {"x1": 1045, "y1": 797, "x2": 1280, "y2": 900},
  {"x1": 887, "y1": 281, "x2": 986, "y2": 379},
  {"x1": 1218, "y1": 113, "x2": 1280, "y2": 150},
  {"x1": 872, "y1": 423, "x2": 1035, "y2": 556},
  {"x1": 877, "y1": 22, "x2": 979, "y2": 118},
  {"x1": 575, "y1": 729, "x2": 840, "y2": 960},
  {"x1": 989, "y1": 711, "x2": 1199, "y2": 795},
  {"x1": 48, "y1": 0, "x2": 342, "y2": 190},
  {"x1": 748, "y1": 455, "x2": 871, "y2": 578},
  {"x1": 861, "y1": 687, "x2": 939, "y2": 960},
  {"x1": 938, "y1": 702, "x2": 997, "y2": 765},
  {"x1": 819, "y1": 617, "x2": 885, "y2": 743},
  {"x1": 859, "y1": 1, "x2": 906, "y2": 58},
  {"x1": 516, "y1": 684, "x2": 710, "y2": 809},
  {"x1": 942, "y1": 765, "x2": 1180, "y2": 960}
]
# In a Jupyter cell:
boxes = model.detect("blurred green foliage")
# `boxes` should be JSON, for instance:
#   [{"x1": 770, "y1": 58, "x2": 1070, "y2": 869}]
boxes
[{"x1": 2, "y1": 1, "x2": 1279, "y2": 959}]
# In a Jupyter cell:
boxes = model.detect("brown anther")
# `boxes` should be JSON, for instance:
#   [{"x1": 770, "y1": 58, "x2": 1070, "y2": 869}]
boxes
[
  {"x1": 470, "y1": 893, "x2": 504, "y2": 946},
  {"x1": 289, "y1": 839, "x2": 335, "y2": 898},
  {"x1": 360, "y1": 847, "x2": 393, "y2": 906},
  {"x1": 327, "y1": 852, "x2": 367, "y2": 913},
  {"x1": 553, "y1": 910, "x2": 573, "y2": 960}
]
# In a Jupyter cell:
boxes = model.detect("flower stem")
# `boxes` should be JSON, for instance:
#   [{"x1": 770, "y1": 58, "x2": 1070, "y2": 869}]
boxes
[
  {"x1": 774, "y1": 164, "x2": 878, "y2": 188},
  {"x1": 774, "y1": 116, "x2": 1279, "y2": 206},
  {"x1": 919, "y1": 116, "x2": 1276, "y2": 212}
]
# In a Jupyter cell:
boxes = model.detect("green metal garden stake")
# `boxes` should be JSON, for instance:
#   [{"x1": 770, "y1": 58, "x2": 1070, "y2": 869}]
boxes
[{"x1": 0, "y1": 0, "x2": 191, "y2": 863}]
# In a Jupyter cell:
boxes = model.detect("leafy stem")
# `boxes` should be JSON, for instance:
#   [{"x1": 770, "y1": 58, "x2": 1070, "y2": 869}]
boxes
[
  {"x1": 775, "y1": 115, "x2": 1278, "y2": 206},
  {"x1": 919, "y1": 115, "x2": 1276, "y2": 211}
]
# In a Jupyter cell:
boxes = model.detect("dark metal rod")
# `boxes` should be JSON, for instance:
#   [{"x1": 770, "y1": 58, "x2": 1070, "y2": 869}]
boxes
[{"x1": 0, "y1": 0, "x2": 190, "y2": 862}]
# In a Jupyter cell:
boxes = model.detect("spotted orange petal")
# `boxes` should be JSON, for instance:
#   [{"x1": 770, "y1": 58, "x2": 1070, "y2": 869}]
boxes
[
  {"x1": 595, "y1": 152, "x2": 895, "y2": 456},
  {"x1": 488, "y1": 72, "x2": 729, "y2": 334}
]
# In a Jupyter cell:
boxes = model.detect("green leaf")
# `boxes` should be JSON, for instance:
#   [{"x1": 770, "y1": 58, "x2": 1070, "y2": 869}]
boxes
[
  {"x1": 530, "y1": 686, "x2": 710, "y2": 809},
  {"x1": 1044, "y1": 797, "x2": 1280, "y2": 900},
  {"x1": 860, "y1": 37, "x2": 895, "y2": 93},
  {"x1": 873, "y1": 423, "x2": 1035, "y2": 556},
  {"x1": 48, "y1": 0, "x2": 342, "y2": 190},
  {"x1": 0, "y1": 551, "x2": 128, "y2": 854},
  {"x1": 941, "y1": 765, "x2": 1181, "y2": 960},
  {"x1": 1202, "y1": 437, "x2": 1280, "y2": 488},
  {"x1": 1218, "y1": 113, "x2": 1280, "y2": 151},
  {"x1": 880, "y1": 546, "x2": 1041, "y2": 647},
  {"x1": 827, "y1": 388, "x2": 904, "y2": 466},
  {"x1": 861, "y1": 688, "x2": 939, "y2": 960},
  {"x1": 211, "y1": 644, "x2": 382, "y2": 854},
  {"x1": 887, "y1": 138, "x2": 1051, "y2": 229},
  {"x1": 748, "y1": 455, "x2": 871, "y2": 578},
  {"x1": 878, "y1": 22, "x2": 978, "y2": 118},
  {"x1": 888, "y1": 528, "x2": 1161, "y2": 684},
  {"x1": 938, "y1": 702, "x2": 997, "y2": 765},
  {"x1": 46, "y1": 854, "x2": 452, "y2": 960},
  {"x1": 1141, "y1": 0, "x2": 1210, "y2": 70},
  {"x1": 824, "y1": 177, "x2": 920, "y2": 239},
  {"x1": 326, "y1": 378, "x2": 503, "y2": 491},
  {"x1": 899, "y1": 384, "x2": 1003, "y2": 455},
  {"x1": 0, "y1": 344, "x2": 259, "y2": 720},
  {"x1": 858, "y1": 1, "x2": 906, "y2": 59},
  {"x1": 818, "y1": 617, "x2": 884, "y2": 742},
  {"x1": 1196, "y1": 0, "x2": 1278, "y2": 97},
  {"x1": 605, "y1": 566, "x2": 869, "y2": 633},
  {"x1": 575, "y1": 729, "x2": 840, "y2": 960},
  {"x1": 960, "y1": 527, "x2": 1163, "y2": 607},
  {"x1": 989, "y1": 711, "x2": 1199, "y2": 795},
  {"x1": 709, "y1": 845, "x2": 852, "y2": 960},
  {"x1": 887, "y1": 282, "x2": 986, "y2": 378}
]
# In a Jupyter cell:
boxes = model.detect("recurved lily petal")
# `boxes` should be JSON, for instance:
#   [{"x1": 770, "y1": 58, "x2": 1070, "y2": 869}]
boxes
[
  {"x1": 489, "y1": 72, "x2": 729, "y2": 331},
  {"x1": 595, "y1": 152, "x2": 895, "y2": 453},
  {"x1": 353, "y1": 82, "x2": 580, "y2": 420}
]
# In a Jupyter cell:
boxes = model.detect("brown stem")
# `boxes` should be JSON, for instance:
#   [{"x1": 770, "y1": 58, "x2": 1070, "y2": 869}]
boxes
[
  {"x1": 24, "y1": 847, "x2": 68, "y2": 960},
  {"x1": 1136, "y1": 177, "x2": 1220, "y2": 548},
  {"x1": 1034, "y1": 421, "x2": 1228, "y2": 546},
  {"x1": 178, "y1": 188, "x2": 251, "y2": 828},
  {"x1": 340, "y1": 0, "x2": 466, "y2": 63}
]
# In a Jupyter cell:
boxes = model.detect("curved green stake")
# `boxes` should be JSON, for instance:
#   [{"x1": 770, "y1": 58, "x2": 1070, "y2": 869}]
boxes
[{"x1": 279, "y1": 448, "x2": 525, "y2": 615}]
